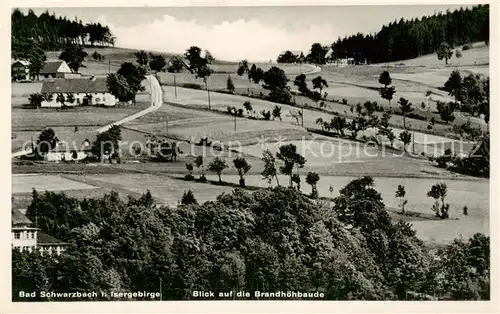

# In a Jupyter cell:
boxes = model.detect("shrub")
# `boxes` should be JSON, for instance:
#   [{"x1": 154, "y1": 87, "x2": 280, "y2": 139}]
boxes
[
  {"x1": 237, "y1": 108, "x2": 244, "y2": 117},
  {"x1": 261, "y1": 110, "x2": 271, "y2": 120},
  {"x1": 182, "y1": 83, "x2": 202, "y2": 90},
  {"x1": 462, "y1": 43, "x2": 472, "y2": 51},
  {"x1": 342, "y1": 98, "x2": 348, "y2": 105},
  {"x1": 181, "y1": 190, "x2": 198, "y2": 205}
]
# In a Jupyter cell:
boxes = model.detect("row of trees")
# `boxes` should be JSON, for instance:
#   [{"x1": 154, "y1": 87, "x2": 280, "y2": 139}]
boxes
[
  {"x1": 329, "y1": 5, "x2": 488, "y2": 64},
  {"x1": 12, "y1": 9, "x2": 114, "y2": 58},
  {"x1": 277, "y1": 43, "x2": 330, "y2": 65},
  {"x1": 443, "y1": 70, "x2": 489, "y2": 122},
  {"x1": 134, "y1": 50, "x2": 168, "y2": 72},
  {"x1": 14, "y1": 176, "x2": 489, "y2": 300},
  {"x1": 106, "y1": 62, "x2": 147, "y2": 104}
]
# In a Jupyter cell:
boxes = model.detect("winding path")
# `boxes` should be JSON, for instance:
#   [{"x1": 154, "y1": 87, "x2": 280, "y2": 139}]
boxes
[{"x1": 95, "y1": 75, "x2": 162, "y2": 133}]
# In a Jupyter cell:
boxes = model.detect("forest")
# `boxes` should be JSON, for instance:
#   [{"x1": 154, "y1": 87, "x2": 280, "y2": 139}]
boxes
[
  {"x1": 11, "y1": 9, "x2": 114, "y2": 59},
  {"x1": 13, "y1": 178, "x2": 489, "y2": 301},
  {"x1": 329, "y1": 5, "x2": 489, "y2": 63}
]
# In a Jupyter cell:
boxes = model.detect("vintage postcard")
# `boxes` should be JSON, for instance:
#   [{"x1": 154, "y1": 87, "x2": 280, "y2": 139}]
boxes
[{"x1": 3, "y1": 1, "x2": 497, "y2": 313}]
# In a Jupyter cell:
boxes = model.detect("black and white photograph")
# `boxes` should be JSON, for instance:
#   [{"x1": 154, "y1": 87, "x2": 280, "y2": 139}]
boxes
[{"x1": 6, "y1": 1, "x2": 495, "y2": 309}]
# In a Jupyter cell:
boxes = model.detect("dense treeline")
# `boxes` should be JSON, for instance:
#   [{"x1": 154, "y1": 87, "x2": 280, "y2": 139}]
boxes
[
  {"x1": 13, "y1": 178, "x2": 489, "y2": 301},
  {"x1": 331, "y1": 5, "x2": 489, "y2": 63},
  {"x1": 11, "y1": 8, "x2": 114, "y2": 59}
]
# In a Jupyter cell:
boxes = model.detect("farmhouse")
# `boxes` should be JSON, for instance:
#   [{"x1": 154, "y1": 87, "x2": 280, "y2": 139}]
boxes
[
  {"x1": 12, "y1": 208, "x2": 67, "y2": 256},
  {"x1": 40, "y1": 76, "x2": 118, "y2": 108},
  {"x1": 11, "y1": 59, "x2": 31, "y2": 81},
  {"x1": 40, "y1": 60, "x2": 74, "y2": 79},
  {"x1": 39, "y1": 133, "x2": 95, "y2": 162}
]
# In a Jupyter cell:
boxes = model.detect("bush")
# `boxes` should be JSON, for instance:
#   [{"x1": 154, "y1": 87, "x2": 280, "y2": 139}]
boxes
[
  {"x1": 462, "y1": 43, "x2": 472, "y2": 51},
  {"x1": 342, "y1": 98, "x2": 348, "y2": 105},
  {"x1": 261, "y1": 110, "x2": 271, "y2": 120},
  {"x1": 182, "y1": 83, "x2": 202, "y2": 90},
  {"x1": 181, "y1": 190, "x2": 198, "y2": 205}
]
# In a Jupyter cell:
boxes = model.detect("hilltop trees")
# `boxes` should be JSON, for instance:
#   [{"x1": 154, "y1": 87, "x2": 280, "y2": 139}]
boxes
[
  {"x1": 272, "y1": 105, "x2": 282, "y2": 121},
  {"x1": 293, "y1": 74, "x2": 311, "y2": 96},
  {"x1": 36, "y1": 128, "x2": 59, "y2": 156},
  {"x1": 27, "y1": 44, "x2": 46, "y2": 80},
  {"x1": 237, "y1": 60, "x2": 254, "y2": 94},
  {"x1": 444, "y1": 70, "x2": 463, "y2": 105},
  {"x1": 307, "y1": 43, "x2": 328, "y2": 65},
  {"x1": 437, "y1": 42, "x2": 453, "y2": 65},
  {"x1": 399, "y1": 130, "x2": 412, "y2": 152},
  {"x1": 263, "y1": 66, "x2": 292, "y2": 104},
  {"x1": 107, "y1": 62, "x2": 147, "y2": 104},
  {"x1": 261, "y1": 149, "x2": 279, "y2": 186},
  {"x1": 328, "y1": 5, "x2": 489, "y2": 64},
  {"x1": 305, "y1": 172, "x2": 320, "y2": 198},
  {"x1": 377, "y1": 112, "x2": 396, "y2": 147},
  {"x1": 330, "y1": 116, "x2": 347, "y2": 137},
  {"x1": 379, "y1": 71, "x2": 396, "y2": 108},
  {"x1": 226, "y1": 76, "x2": 235, "y2": 93},
  {"x1": 91, "y1": 125, "x2": 122, "y2": 162},
  {"x1": 436, "y1": 101, "x2": 456, "y2": 124},
  {"x1": 395, "y1": 185, "x2": 407, "y2": 214},
  {"x1": 277, "y1": 50, "x2": 298, "y2": 63},
  {"x1": 12, "y1": 9, "x2": 114, "y2": 58},
  {"x1": 427, "y1": 182, "x2": 450, "y2": 219},
  {"x1": 233, "y1": 157, "x2": 252, "y2": 187},
  {"x1": 15, "y1": 176, "x2": 490, "y2": 300},
  {"x1": 59, "y1": 45, "x2": 88, "y2": 73},
  {"x1": 134, "y1": 50, "x2": 149, "y2": 67},
  {"x1": 29, "y1": 93, "x2": 44, "y2": 108},
  {"x1": 208, "y1": 157, "x2": 228, "y2": 183},
  {"x1": 149, "y1": 53, "x2": 166, "y2": 72},
  {"x1": 185, "y1": 46, "x2": 213, "y2": 109},
  {"x1": 276, "y1": 143, "x2": 306, "y2": 187},
  {"x1": 167, "y1": 57, "x2": 185, "y2": 73},
  {"x1": 312, "y1": 76, "x2": 328, "y2": 99},
  {"x1": 398, "y1": 97, "x2": 414, "y2": 129}
]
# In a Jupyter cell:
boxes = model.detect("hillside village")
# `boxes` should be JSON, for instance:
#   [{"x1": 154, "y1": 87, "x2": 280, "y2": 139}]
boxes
[{"x1": 10, "y1": 6, "x2": 491, "y2": 302}]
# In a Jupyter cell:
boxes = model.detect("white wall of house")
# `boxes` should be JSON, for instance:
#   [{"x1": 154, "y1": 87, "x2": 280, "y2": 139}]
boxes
[
  {"x1": 57, "y1": 62, "x2": 73, "y2": 74},
  {"x1": 39, "y1": 245, "x2": 66, "y2": 256},
  {"x1": 44, "y1": 151, "x2": 88, "y2": 162},
  {"x1": 41, "y1": 92, "x2": 117, "y2": 108},
  {"x1": 12, "y1": 227, "x2": 38, "y2": 249}
]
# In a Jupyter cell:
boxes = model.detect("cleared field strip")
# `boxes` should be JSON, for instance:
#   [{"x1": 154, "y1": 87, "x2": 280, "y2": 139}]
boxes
[
  {"x1": 67, "y1": 173, "x2": 235, "y2": 207},
  {"x1": 203, "y1": 174, "x2": 488, "y2": 244},
  {"x1": 159, "y1": 86, "x2": 465, "y2": 152},
  {"x1": 12, "y1": 174, "x2": 98, "y2": 194}
]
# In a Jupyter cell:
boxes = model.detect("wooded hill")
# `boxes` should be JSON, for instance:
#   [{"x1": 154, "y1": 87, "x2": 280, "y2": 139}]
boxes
[
  {"x1": 13, "y1": 179, "x2": 490, "y2": 301},
  {"x1": 331, "y1": 5, "x2": 489, "y2": 63},
  {"x1": 11, "y1": 9, "x2": 114, "y2": 59}
]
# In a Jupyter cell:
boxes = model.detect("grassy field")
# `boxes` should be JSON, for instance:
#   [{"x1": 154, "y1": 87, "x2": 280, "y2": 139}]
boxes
[
  {"x1": 12, "y1": 174, "x2": 98, "y2": 193},
  {"x1": 157, "y1": 87, "x2": 467, "y2": 154},
  {"x1": 384, "y1": 42, "x2": 489, "y2": 67},
  {"x1": 15, "y1": 171, "x2": 485, "y2": 244}
]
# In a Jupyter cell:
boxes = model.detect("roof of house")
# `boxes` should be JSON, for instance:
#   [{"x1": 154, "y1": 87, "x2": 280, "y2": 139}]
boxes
[
  {"x1": 40, "y1": 77, "x2": 110, "y2": 94},
  {"x1": 51, "y1": 131, "x2": 96, "y2": 152},
  {"x1": 37, "y1": 232, "x2": 67, "y2": 245},
  {"x1": 12, "y1": 60, "x2": 30, "y2": 67},
  {"x1": 12, "y1": 208, "x2": 32, "y2": 226},
  {"x1": 40, "y1": 61, "x2": 70, "y2": 74}
]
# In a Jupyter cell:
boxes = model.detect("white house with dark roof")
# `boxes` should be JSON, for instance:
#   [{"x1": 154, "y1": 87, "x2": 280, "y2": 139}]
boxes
[
  {"x1": 12, "y1": 208, "x2": 68, "y2": 256},
  {"x1": 43, "y1": 134, "x2": 94, "y2": 162},
  {"x1": 40, "y1": 60, "x2": 74, "y2": 79},
  {"x1": 11, "y1": 59, "x2": 31, "y2": 81},
  {"x1": 40, "y1": 76, "x2": 118, "y2": 108}
]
